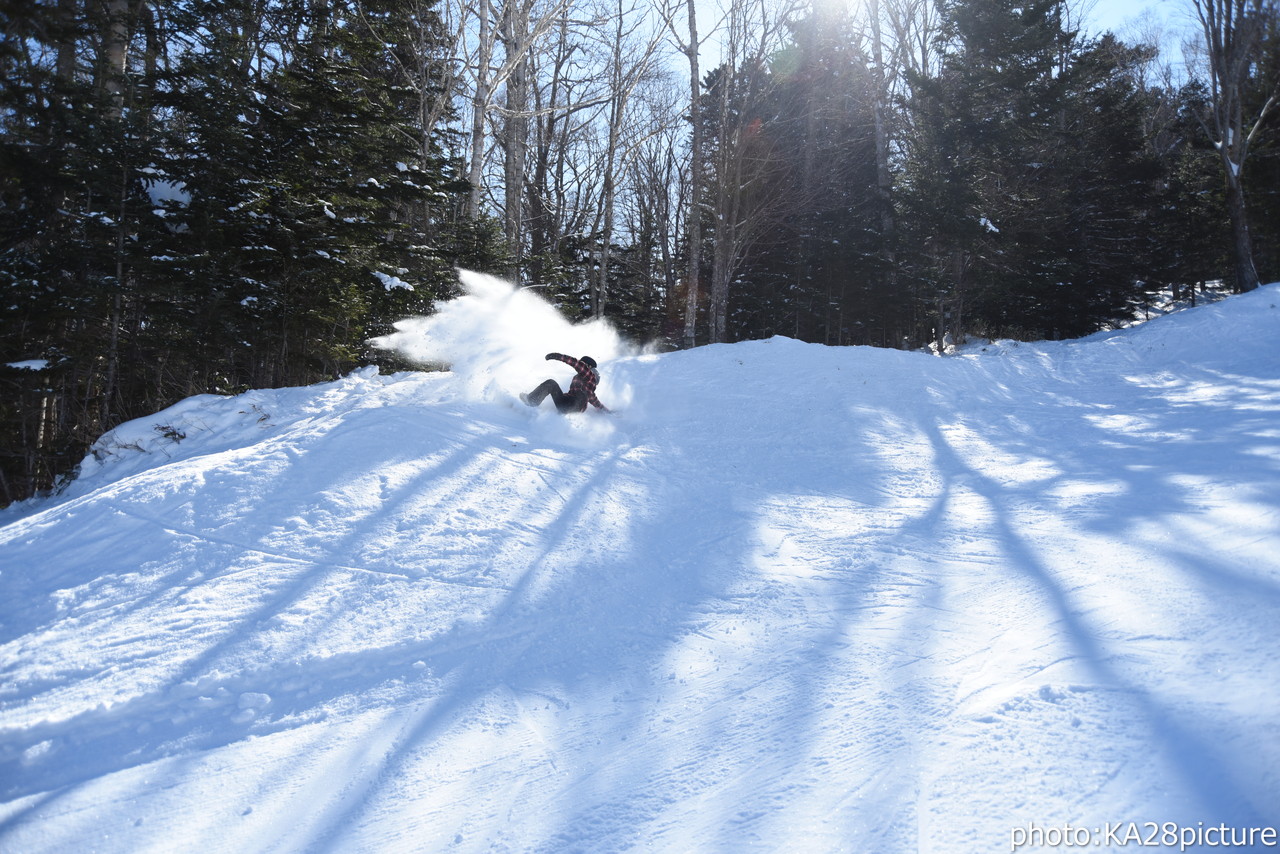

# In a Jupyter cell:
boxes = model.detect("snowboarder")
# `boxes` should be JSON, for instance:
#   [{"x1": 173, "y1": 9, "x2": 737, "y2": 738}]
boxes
[{"x1": 521, "y1": 353, "x2": 610, "y2": 414}]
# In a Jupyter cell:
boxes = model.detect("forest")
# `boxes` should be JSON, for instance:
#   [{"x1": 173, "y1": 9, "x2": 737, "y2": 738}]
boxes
[{"x1": 2, "y1": 0, "x2": 1278, "y2": 506}]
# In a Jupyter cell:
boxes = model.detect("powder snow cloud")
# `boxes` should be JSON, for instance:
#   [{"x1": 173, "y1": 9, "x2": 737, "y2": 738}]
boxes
[{"x1": 370, "y1": 269, "x2": 633, "y2": 405}]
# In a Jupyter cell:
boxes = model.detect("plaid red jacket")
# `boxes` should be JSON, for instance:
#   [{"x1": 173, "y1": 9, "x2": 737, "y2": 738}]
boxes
[{"x1": 547, "y1": 353, "x2": 608, "y2": 411}]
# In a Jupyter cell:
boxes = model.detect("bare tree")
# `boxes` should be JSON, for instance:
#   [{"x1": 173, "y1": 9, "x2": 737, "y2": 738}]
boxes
[
  {"x1": 498, "y1": 0, "x2": 535, "y2": 279},
  {"x1": 526, "y1": 12, "x2": 582, "y2": 283},
  {"x1": 887, "y1": 0, "x2": 941, "y2": 81},
  {"x1": 1190, "y1": 0, "x2": 1278, "y2": 292},
  {"x1": 451, "y1": 0, "x2": 575, "y2": 270},
  {"x1": 867, "y1": 0, "x2": 942, "y2": 346},
  {"x1": 623, "y1": 115, "x2": 685, "y2": 318},
  {"x1": 660, "y1": 0, "x2": 714, "y2": 347},
  {"x1": 466, "y1": 0, "x2": 496, "y2": 218},
  {"x1": 582, "y1": 0, "x2": 668, "y2": 317}
]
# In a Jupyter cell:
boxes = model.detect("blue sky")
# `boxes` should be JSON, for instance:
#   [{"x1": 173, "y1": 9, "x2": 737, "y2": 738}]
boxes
[
  {"x1": 1082, "y1": 0, "x2": 1194, "y2": 39},
  {"x1": 1080, "y1": 0, "x2": 1198, "y2": 71}
]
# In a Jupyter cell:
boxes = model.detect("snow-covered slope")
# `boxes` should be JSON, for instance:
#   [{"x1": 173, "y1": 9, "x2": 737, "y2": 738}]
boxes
[{"x1": 2, "y1": 278, "x2": 1279, "y2": 853}]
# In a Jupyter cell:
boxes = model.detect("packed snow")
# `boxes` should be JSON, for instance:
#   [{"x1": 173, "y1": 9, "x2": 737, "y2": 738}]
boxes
[{"x1": 2, "y1": 272, "x2": 1279, "y2": 853}]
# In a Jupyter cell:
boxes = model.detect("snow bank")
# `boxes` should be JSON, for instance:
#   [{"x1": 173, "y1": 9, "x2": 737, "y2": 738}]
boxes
[{"x1": 67, "y1": 367, "x2": 399, "y2": 502}]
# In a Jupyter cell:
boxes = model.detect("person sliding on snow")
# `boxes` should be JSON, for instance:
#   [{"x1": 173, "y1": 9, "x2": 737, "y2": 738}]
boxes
[{"x1": 521, "y1": 353, "x2": 610, "y2": 414}]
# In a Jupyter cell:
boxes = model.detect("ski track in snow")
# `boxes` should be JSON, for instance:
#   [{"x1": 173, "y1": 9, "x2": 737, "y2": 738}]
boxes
[{"x1": 2, "y1": 286, "x2": 1279, "y2": 852}]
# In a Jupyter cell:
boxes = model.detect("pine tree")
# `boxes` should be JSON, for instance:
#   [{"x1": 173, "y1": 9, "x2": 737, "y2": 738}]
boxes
[
  {"x1": 157, "y1": 0, "x2": 489, "y2": 388},
  {"x1": 899, "y1": 0, "x2": 1165, "y2": 343},
  {"x1": 2, "y1": 0, "x2": 172, "y2": 498},
  {"x1": 1, "y1": 0, "x2": 497, "y2": 505},
  {"x1": 1147, "y1": 81, "x2": 1232, "y2": 305},
  {"x1": 726, "y1": 9, "x2": 886, "y2": 344}
]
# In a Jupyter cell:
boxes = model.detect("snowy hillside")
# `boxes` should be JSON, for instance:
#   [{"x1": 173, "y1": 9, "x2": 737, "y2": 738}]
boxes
[{"x1": 2, "y1": 274, "x2": 1279, "y2": 853}]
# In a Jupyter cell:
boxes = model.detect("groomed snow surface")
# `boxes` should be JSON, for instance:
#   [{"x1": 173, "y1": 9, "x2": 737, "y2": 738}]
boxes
[{"x1": 2, "y1": 274, "x2": 1279, "y2": 853}]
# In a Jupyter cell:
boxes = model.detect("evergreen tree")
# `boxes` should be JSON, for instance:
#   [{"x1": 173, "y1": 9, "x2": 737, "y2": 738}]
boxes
[
  {"x1": 1140, "y1": 80, "x2": 1232, "y2": 307},
  {"x1": 157, "y1": 0, "x2": 483, "y2": 388},
  {"x1": 2, "y1": 0, "x2": 170, "y2": 498},
  {"x1": 1004, "y1": 34, "x2": 1164, "y2": 337},
  {"x1": 1, "y1": 0, "x2": 498, "y2": 505},
  {"x1": 728, "y1": 9, "x2": 886, "y2": 344},
  {"x1": 899, "y1": 0, "x2": 1164, "y2": 343}
]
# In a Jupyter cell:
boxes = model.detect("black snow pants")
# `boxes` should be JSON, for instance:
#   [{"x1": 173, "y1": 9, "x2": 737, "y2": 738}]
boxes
[{"x1": 525, "y1": 379, "x2": 588, "y2": 414}]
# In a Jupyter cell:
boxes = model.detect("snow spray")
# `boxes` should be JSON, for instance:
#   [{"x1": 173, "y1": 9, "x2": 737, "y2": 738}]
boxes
[{"x1": 370, "y1": 270, "x2": 635, "y2": 409}]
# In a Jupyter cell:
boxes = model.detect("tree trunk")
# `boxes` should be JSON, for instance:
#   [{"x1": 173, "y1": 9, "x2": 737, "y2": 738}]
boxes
[
  {"x1": 467, "y1": 0, "x2": 492, "y2": 219},
  {"x1": 869, "y1": 0, "x2": 898, "y2": 278},
  {"x1": 500, "y1": 1, "x2": 530, "y2": 283},
  {"x1": 708, "y1": 62, "x2": 735, "y2": 345},
  {"x1": 1223, "y1": 168, "x2": 1262, "y2": 292},
  {"x1": 682, "y1": 0, "x2": 703, "y2": 348},
  {"x1": 100, "y1": 0, "x2": 131, "y2": 118},
  {"x1": 592, "y1": 9, "x2": 625, "y2": 319},
  {"x1": 1193, "y1": 0, "x2": 1275, "y2": 293},
  {"x1": 56, "y1": 0, "x2": 79, "y2": 81},
  {"x1": 526, "y1": 16, "x2": 570, "y2": 284}
]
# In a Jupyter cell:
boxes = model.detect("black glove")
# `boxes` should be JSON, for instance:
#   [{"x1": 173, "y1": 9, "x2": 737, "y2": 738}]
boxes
[{"x1": 545, "y1": 353, "x2": 560, "y2": 361}]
